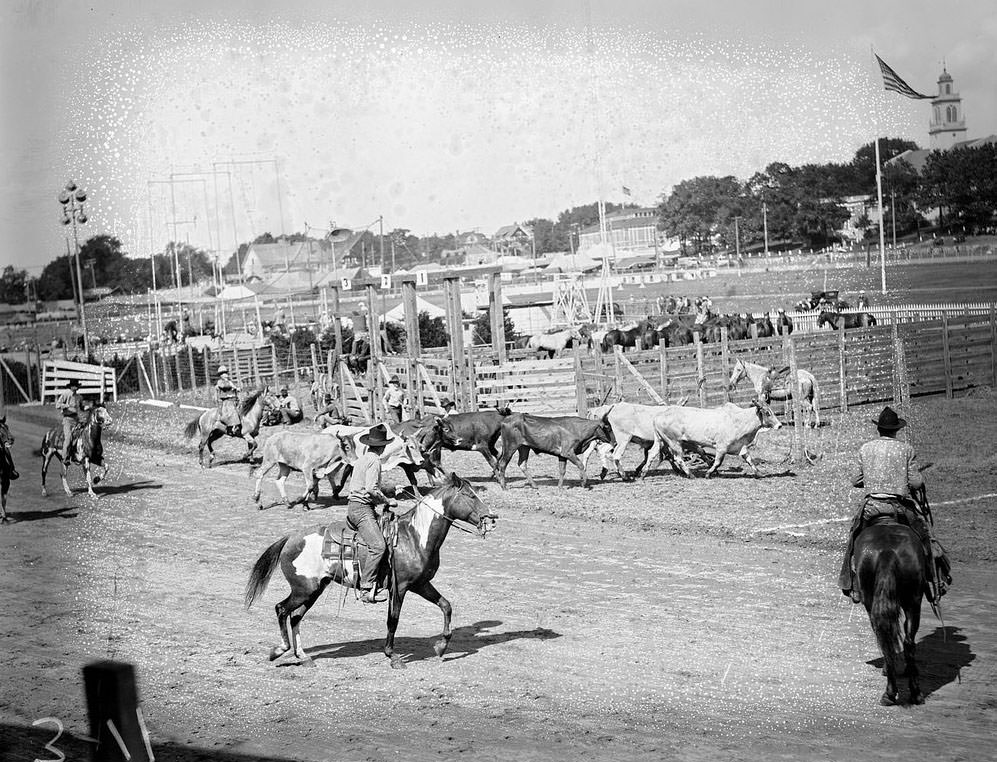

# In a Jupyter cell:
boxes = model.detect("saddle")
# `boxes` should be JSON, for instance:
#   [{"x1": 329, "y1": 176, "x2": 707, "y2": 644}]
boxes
[{"x1": 320, "y1": 512, "x2": 399, "y2": 591}]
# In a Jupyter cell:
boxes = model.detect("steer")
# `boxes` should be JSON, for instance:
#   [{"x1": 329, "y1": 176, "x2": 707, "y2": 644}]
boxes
[
  {"x1": 652, "y1": 400, "x2": 782, "y2": 478},
  {"x1": 496, "y1": 413, "x2": 612, "y2": 489},
  {"x1": 587, "y1": 401, "x2": 690, "y2": 480},
  {"x1": 432, "y1": 408, "x2": 513, "y2": 475},
  {"x1": 252, "y1": 430, "x2": 353, "y2": 509},
  {"x1": 321, "y1": 422, "x2": 435, "y2": 491}
]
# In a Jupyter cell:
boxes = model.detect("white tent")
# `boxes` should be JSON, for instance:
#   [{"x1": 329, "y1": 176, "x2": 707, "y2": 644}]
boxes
[
  {"x1": 383, "y1": 295, "x2": 446, "y2": 323},
  {"x1": 216, "y1": 284, "x2": 259, "y2": 301}
]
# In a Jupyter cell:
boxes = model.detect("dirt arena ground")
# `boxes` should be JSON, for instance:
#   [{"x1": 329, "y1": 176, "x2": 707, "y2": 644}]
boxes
[{"x1": 1, "y1": 391, "x2": 995, "y2": 761}]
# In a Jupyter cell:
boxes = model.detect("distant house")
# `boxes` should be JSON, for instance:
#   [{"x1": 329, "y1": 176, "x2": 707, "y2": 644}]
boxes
[
  {"x1": 222, "y1": 236, "x2": 360, "y2": 283},
  {"x1": 577, "y1": 207, "x2": 668, "y2": 255},
  {"x1": 492, "y1": 223, "x2": 534, "y2": 256},
  {"x1": 456, "y1": 230, "x2": 490, "y2": 247}
]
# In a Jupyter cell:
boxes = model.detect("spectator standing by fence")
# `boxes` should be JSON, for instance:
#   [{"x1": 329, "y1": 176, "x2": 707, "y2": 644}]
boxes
[{"x1": 384, "y1": 375, "x2": 405, "y2": 424}]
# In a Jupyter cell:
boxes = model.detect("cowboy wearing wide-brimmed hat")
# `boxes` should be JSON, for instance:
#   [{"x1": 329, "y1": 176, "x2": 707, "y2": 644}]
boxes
[
  {"x1": 56, "y1": 378, "x2": 85, "y2": 461},
  {"x1": 383, "y1": 375, "x2": 405, "y2": 425},
  {"x1": 347, "y1": 423, "x2": 397, "y2": 604},
  {"x1": 838, "y1": 406, "x2": 951, "y2": 603},
  {"x1": 214, "y1": 366, "x2": 242, "y2": 436}
]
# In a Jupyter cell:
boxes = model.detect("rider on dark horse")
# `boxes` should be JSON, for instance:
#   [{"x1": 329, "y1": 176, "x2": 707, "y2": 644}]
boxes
[
  {"x1": 214, "y1": 366, "x2": 242, "y2": 436},
  {"x1": 346, "y1": 423, "x2": 398, "y2": 604},
  {"x1": 839, "y1": 406, "x2": 952, "y2": 604}
]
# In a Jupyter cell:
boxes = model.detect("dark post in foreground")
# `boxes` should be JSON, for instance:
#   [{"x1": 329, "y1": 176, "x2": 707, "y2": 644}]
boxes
[{"x1": 83, "y1": 660, "x2": 152, "y2": 762}]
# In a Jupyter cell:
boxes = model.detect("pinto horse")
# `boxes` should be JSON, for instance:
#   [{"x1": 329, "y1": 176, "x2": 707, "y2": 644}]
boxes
[
  {"x1": 853, "y1": 520, "x2": 928, "y2": 705},
  {"x1": 1, "y1": 415, "x2": 16, "y2": 522},
  {"x1": 528, "y1": 326, "x2": 582, "y2": 359},
  {"x1": 728, "y1": 358, "x2": 821, "y2": 427},
  {"x1": 245, "y1": 472, "x2": 498, "y2": 668},
  {"x1": 184, "y1": 387, "x2": 270, "y2": 467},
  {"x1": 41, "y1": 403, "x2": 112, "y2": 499},
  {"x1": 818, "y1": 311, "x2": 877, "y2": 330}
]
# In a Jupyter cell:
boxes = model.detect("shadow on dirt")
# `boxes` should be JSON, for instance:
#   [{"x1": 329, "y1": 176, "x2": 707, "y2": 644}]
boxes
[
  {"x1": 867, "y1": 625, "x2": 974, "y2": 699},
  {"x1": 4, "y1": 505, "x2": 78, "y2": 522},
  {"x1": 305, "y1": 619, "x2": 562, "y2": 665},
  {"x1": 93, "y1": 480, "x2": 164, "y2": 496}
]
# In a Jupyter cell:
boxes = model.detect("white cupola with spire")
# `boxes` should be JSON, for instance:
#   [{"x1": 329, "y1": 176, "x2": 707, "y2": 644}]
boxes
[{"x1": 929, "y1": 67, "x2": 967, "y2": 149}]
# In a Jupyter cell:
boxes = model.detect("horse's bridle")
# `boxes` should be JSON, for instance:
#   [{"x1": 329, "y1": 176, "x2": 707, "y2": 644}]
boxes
[{"x1": 409, "y1": 488, "x2": 494, "y2": 537}]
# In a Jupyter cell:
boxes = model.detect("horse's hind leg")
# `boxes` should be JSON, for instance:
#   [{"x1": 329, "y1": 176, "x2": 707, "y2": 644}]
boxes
[
  {"x1": 41, "y1": 449, "x2": 55, "y2": 497},
  {"x1": 272, "y1": 580, "x2": 322, "y2": 666},
  {"x1": 84, "y1": 459, "x2": 98, "y2": 499},
  {"x1": 412, "y1": 581, "x2": 453, "y2": 660},
  {"x1": 905, "y1": 605, "x2": 924, "y2": 705}
]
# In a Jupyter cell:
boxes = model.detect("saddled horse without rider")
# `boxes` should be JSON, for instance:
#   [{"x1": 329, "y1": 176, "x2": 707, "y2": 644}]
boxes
[
  {"x1": 183, "y1": 386, "x2": 270, "y2": 467},
  {"x1": 1, "y1": 415, "x2": 17, "y2": 521},
  {"x1": 852, "y1": 515, "x2": 930, "y2": 705},
  {"x1": 728, "y1": 357, "x2": 821, "y2": 427},
  {"x1": 527, "y1": 326, "x2": 582, "y2": 359},
  {"x1": 41, "y1": 402, "x2": 112, "y2": 499},
  {"x1": 818, "y1": 311, "x2": 877, "y2": 330},
  {"x1": 245, "y1": 472, "x2": 498, "y2": 668}
]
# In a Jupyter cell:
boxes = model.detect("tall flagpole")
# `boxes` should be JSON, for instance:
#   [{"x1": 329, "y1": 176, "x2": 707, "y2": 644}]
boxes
[{"x1": 874, "y1": 138, "x2": 887, "y2": 294}]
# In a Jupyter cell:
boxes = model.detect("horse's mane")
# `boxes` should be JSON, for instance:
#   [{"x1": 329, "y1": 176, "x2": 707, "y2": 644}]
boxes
[{"x1": 239, "y1": 388, "x2": 265, "y2": 416}]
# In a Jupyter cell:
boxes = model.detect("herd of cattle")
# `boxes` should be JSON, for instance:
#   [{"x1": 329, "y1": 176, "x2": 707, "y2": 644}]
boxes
[{"x1": 251, "y1": 397, "x2": 786, "y2": 508}]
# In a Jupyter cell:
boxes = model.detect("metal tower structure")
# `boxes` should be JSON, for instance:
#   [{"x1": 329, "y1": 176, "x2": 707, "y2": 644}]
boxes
[{"x1": 551, "y1": 273, "x2": 592, "y2": 326}]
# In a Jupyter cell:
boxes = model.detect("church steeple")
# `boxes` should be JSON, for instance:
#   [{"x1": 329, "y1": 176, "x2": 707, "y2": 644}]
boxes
[{"x1": 929, "y1": 67, "x2": 967, "y2": 149}]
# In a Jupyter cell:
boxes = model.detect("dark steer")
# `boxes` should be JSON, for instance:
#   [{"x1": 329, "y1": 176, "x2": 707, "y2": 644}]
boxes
[
  {"x1": 433, "y1": 408, "x2": 513, "y2": 475},
  {"x1": 652, "y1": 400, "x2": 782, "y2": 478},
  {"x1": 496, "y1": 413, "x2": 612, "y2": 489}
]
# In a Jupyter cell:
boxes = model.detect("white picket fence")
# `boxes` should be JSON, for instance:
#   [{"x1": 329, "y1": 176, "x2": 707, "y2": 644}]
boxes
[
  {"x1": 42, "y1": 360, "x2": 117, "y2": 402},
  {"x1": 773, "y1": 301, "x2": 997, "y2": 334}
]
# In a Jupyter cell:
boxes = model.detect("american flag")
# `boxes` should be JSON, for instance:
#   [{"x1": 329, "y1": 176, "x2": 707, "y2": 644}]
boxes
[
  {"x1": 875, "y1": 54, "x2": 933, "y2": 100},
  {"x1": 621, "y1": 185, "x2": 632, "y2": 197}
]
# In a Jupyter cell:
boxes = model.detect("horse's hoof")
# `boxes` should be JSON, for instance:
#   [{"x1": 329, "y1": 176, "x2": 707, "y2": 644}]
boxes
[
  {"x1": 910, "y1": 692, "x2": 924, "y2": 705},
  {"x1": 298, "y1": 656, "x2": 316, "y2": 668},
  {"x1": 268, "y1": 646, "x2": 287, "y2": 661},
  {"x1": 880, "y1": 693, "x2": 897, "y2": 706},
  {"x1": 390, "y1": 657, "x2": 407, "y2": 670}
]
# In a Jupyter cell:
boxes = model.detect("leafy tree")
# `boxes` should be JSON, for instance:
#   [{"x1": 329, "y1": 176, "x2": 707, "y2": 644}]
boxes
[
  {"x1": 919, "y1": 144, "x2": 997, "y2": 233},
  {"x1": 851, "y1": 138, "x2": 921, "y2": 193},
  {"x1": 0, "y1": 266, "x2": 28, "y2": 304},
  {"x1": 418, "y1": 311, "x2": 448, "y2": 348},
  {"x1": 471, "y1": 306, "x2": 517, "y2": 346}
]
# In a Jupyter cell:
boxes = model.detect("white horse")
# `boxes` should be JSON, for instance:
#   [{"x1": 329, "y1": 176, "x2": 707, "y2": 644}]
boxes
[
  {"x1": 527, "y1": 326, "x2": 583, "y2": 358},
  {"x1": 727, "y1": 358, "x2": 821, "y2": 427}
]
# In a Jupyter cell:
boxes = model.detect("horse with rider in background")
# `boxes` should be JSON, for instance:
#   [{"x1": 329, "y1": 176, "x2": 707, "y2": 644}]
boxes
[
  {"x1": 41, "y1": 401, "x2": 112, "y2": 499},
  {"x1": 727, "y1": 357, "x2": 821, "y2": 428},
  {"x1": 184, "y1": 386, "x2": 271, "y2": 467},
  {"x1": 1, "y1": 415, "x2": 17, "y2": 521}
]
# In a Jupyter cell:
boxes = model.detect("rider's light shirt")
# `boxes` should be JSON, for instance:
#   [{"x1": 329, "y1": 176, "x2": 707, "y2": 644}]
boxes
[
  {"x1": 853, "y1": 436, "x2": 923, "y2": 497},
  {"x1": 385, "y1": 387, "x2": 405, "y2": 408},
  {"x1": 347, "y1": 451, "x2": 383, "y2": 506},
  {"x1": 56, "y1": 390, "x2": 83, "y2": 418},
  {"x1": 215, "y1": 378, "x2": 238, "y2": 400}
]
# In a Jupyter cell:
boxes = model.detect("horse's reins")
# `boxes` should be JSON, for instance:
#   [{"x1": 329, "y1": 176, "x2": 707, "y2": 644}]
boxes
[{"x1": 406, "y1": 492, "x2": 485, "y2": 536}]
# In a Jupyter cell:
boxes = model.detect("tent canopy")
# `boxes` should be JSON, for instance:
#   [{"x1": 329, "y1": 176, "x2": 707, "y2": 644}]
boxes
[
  {"x1": 383, "y1": 295, "x2": 446, "y2": 323},
  {"x1": 216, "y1": 284, "x2": 260, "y2": 301}
]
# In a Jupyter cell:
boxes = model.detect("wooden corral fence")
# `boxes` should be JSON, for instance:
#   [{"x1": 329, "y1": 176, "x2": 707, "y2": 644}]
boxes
[
  {"x1": 42, "y1": 359, "x2": 117, "y2": 402},
  {"x1": 785, "y1": 302, "x2": 997, "y2": 333},
  {"x1": 577, "y1": 310, "x2": 997, "y2": 415}
]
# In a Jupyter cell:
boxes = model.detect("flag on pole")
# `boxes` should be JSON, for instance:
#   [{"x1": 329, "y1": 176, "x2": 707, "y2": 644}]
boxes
[
  {"x1": 874, "y1": 54, "x2": 933, "y2": 100},
  {"x1": 621, "y1": 185, "x2": 632, "y2": 197}
]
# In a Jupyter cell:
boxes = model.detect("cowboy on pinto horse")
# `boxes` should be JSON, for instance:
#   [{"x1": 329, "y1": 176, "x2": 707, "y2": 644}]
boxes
[
  {"x1": 214, "y1": 366, "x2": 242, "y2": 436},
  {"x1": 838, "y1": 406, "x2": 952, "y2": 604}
]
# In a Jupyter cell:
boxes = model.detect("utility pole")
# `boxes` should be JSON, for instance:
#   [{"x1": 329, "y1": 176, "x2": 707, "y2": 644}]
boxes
[
  {"x1": 890, "y1": 187, "x2": 897, "y2": 249},
  {"x1": 379, "y1": 216, "x2": 385, "y2": 273},
  {"x1": 734, "y1": 216, "x2": 742, "y2": 262},
  {"x1": 762, "y1": 202, "x2": 769, "y2": 256}
]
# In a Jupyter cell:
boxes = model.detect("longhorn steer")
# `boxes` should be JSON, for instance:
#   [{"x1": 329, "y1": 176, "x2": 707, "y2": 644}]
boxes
[
  {"x1": 496, "y1": 413, "x2": 612, "y2": 489},
  {"x1": 652, "y1": 400, "x2": 782, "y2": 478},
  {"x1": 587, "y1": 401, "x2": 687, "y2": 480}
]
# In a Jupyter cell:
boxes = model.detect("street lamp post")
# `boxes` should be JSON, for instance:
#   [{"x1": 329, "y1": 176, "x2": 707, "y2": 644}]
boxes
[{"x1": 58, "y1": 180, "x2": 90, "y2": 358}]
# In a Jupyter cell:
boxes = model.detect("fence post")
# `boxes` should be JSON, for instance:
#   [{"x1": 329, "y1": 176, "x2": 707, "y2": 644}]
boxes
[
  {"x1": 659, "y1": 341, "x2": 669, "y2": 402},
  {"x1": 24, "y1": 348, "x2": 34, "y2": 400},
  {"x1": 750, "y1": 322, "x2": 758, "y2": 340},
  {"x1": 310, "y1": 343, "x2": 319, "y2": 384},
  {"x1": 720, "y1": 326, "x2": 731, "y2": 402},
  {"x1": 613, "y1": 346, "x2": 625, "y2": 402},
  {"x1": 289, "y1": 341, "x2": 299, "y2": 382},
  {"x1": 82, "y1": 660, "x2": 152, "y2": 762},
  {"x1": 694, "y1": 333, "x2": 707, "y2": 407},
  {"x1": 594, "y1": 346, "x2": 607, "y2": 402},
  {"x1": 270, "y1": 344, "x2": 278, "y2": 386},
  {"x1": 838, "y1": 319, "x2": 847, "y2": 412},
  {"x1": 466, "y1": 344, "x2": 478, "y2": 412},
  {"x1": 941, "y1": 312, "x2": 953, "y2": 398},
  {"x1": 785, "y1": 333, "x2": 804, "y2": 463},
  {"x1": 252, "y1": 346, "x2": 262, "y2": 388},
  {"x1": 990, "y1": 306, "x2": 996, "y2": 388},
  {"x1": 893, "y1": 332, "x2": 914, "y2": 449},
  {"x1": 489, "y1": 271, "x2": 506, "y2": 363},
  {"x1": 187, "y1": 345, "x2": 197, "y2": 391},
  {"x1": 173, "y1": 349, "x2": 183, "y2": 391},
  {"x1": 443, "y1": 277, "x2": 466, "y2": 410},
  {"x1": 574, "y1": 342, "x2": 587, "y2": 415}
]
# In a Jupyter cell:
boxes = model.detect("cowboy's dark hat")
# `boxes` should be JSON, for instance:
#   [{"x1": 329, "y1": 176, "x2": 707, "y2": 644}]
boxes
[
  {"x1": 873, "y1": 406, "x2": 906, "y2": 431},
  {"x1": 388, "y1": 375, "x2": 400, "y2": 384},
  {"x1": 66, "y1": 378, "x2": 81, "y2": 388},
  {"x1": 359, "y1": 423, "x2": 394, "y2": 447}
]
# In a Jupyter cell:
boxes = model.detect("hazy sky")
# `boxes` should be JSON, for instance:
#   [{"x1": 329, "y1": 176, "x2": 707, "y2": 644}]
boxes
[{"x1": 2, "y1": 0, "x2": 995, "y2": 274}]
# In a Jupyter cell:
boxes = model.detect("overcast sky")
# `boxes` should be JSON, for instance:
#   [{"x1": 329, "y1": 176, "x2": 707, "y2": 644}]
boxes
[{"x1": 1, "y1": 0, "x2": 995, "y2": 274}]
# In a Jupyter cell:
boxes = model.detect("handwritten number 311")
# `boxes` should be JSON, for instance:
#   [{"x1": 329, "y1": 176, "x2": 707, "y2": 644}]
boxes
[{"x1": 33, "y1": 712, "x2": 155, "y2": 762}]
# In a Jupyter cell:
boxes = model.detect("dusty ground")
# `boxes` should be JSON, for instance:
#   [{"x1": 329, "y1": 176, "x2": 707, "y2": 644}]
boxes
[{"x1": 1, "y1": 392, "x2": 995, "y2": 762}]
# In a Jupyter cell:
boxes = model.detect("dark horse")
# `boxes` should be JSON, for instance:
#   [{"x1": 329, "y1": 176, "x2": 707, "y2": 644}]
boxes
[
  {"x1": 183, "y1": 387, "x2": 270, "y2": 467},
  {"x1": 41, "y1": 402, "x2": 112, "y2": 499},
  {"x1": 853, "y1": 519, "x2": 929, "y2": 706},
  {"x1": 1, "y1": 415, "x2": 16, "y2": 522},
  {"x1": 818, "y1": 311, "x2": 877, "y2": 330},
  {"x1": 245, "y1": 473, "x2": 498, "y2": 668}
]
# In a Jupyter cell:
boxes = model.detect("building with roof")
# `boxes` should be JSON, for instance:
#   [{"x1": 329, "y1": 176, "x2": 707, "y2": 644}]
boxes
[
  {"x1": 492, "y1": 223, "x2": 534, "y2": 256},
  {"x1": 222, "y1": 235, "x2": 362, "y2": 283},
  {"x1": 577, "y1": 207, "x2": 673, "y2": 257}
]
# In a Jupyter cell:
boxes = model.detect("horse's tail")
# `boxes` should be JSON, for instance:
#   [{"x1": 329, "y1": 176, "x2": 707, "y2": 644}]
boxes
[
  {"x1": 245, "y1": 535, "x2": 289, "y2": 609},
  {"x1": 870, "y1": 557, "x2": 902, "y2": 672},
  {"x1": 184, "y1": 414, "x2": 202, "y2": 440}
]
